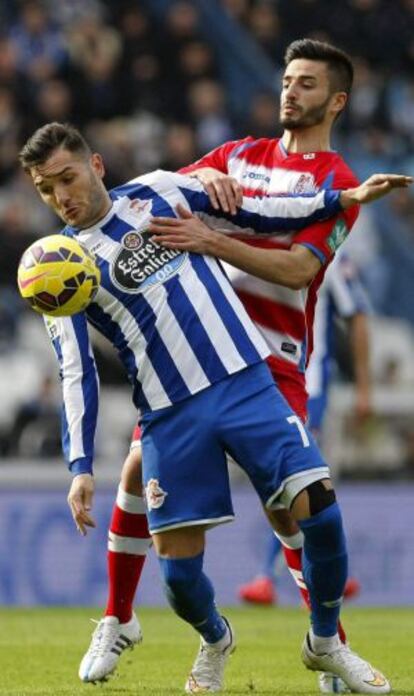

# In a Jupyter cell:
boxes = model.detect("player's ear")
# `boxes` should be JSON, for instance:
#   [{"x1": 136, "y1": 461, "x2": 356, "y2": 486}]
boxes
[
  {"x1": 330, "y1": 91, "x2": 347, "y2": 117},
  {"x1": 90, "y1": 152, "x2": 105, "y2": 179}
]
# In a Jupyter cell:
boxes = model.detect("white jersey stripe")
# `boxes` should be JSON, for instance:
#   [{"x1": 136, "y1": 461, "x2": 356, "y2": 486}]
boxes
[{"x1": 59, "y1": 319, "x2": 89, "y2": 463}]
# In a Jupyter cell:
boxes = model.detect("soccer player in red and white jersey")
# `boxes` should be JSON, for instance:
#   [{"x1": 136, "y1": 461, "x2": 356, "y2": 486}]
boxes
[{"x1": 73, "y1": 39, "x2": 404, "y2": 691}]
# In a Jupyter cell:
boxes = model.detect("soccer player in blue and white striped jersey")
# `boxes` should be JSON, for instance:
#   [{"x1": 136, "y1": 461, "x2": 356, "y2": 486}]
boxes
[{"x1": 19, "y1": 122, "x2": 395, "y2": 694}]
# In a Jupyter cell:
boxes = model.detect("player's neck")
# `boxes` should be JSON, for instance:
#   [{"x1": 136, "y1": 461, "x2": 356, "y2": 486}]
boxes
[{"x1": 281, "y1": 125, "x2": 332, "y2": 154}]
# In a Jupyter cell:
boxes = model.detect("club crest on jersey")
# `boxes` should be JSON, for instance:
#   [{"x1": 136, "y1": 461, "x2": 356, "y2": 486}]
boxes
[
  {"x1": 111, "y1": 230, "x2": 186, "y2": 293},
  {"x1": 145, "y1": 478, "x2": 168, "y2": 510},
  {"x1": 129, "y1": 198, "x2": 153, "y2": 216},
  {"x1": 293, "y1": 173, "x2": 316, "y2": 194}
]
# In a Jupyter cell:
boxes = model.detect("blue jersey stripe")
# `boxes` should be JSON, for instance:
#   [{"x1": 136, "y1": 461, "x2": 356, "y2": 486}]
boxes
[
  {"x1": 137, "y1": 294, "x2": 191, "y2": 403},
  {"x1": 190, "y1": 255, "x2": 263, "y2": 366},
  {"x1": 114, "y1": 181, "x2": 177, "y2": 218},
  {"x1": 101, "y1": 214, "x2": 133, "y2": 241},
  {"x1": 164, "y1": 273, "x2": 228, "y2": 384}
]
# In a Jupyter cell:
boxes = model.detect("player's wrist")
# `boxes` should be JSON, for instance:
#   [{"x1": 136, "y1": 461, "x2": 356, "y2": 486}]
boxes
[
  {"x1": 70, "y1": 456, "x2": 94, "y2": 476},
  {"x1": 340, "y1": 189, "x2": 359, "y2": 209}
]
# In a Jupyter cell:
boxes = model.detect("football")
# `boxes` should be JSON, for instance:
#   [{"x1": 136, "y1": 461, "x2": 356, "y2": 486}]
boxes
[{"x1": 17, "y1": 234, "x2": 100, "y2": 317}]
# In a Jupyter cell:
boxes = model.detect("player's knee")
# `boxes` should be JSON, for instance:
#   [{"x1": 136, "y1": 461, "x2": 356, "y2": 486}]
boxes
[
  {"x1": 306, "y1": 480, "x2": 336, "y2": 516},
  {"x1": 298, "y1": 495, "x2": 347, "y2": 562},
  {"x1": 291, "y1": 479, "x2": 336, "y2": 520},
  {"x1": 120, "y1": 447, "x2": 143, "y2": 494}
]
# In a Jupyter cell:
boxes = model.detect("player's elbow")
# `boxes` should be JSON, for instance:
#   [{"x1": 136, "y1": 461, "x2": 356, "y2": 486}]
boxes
[
  {"x1": 282, "y1": 267, "x2": 316, "y2": 289},
  {"x1": 281, "y1": 250, "x2": 321, "y2": 289}
]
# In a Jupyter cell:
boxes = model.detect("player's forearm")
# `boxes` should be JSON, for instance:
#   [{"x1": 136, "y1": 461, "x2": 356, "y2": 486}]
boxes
[
  {"x1": 351, "y1": 313, "x2": 371, "y2": 394},
  {"x1": 206, "y1": 233, "x2": 314, "y2": 289}
]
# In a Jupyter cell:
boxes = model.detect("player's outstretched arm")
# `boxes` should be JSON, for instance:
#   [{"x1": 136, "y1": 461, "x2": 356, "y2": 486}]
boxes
[
  {"x1": 149, "y1": 204, "x2": 321, "y2": 289},
  {"x1": 340, "y1": 174, "x2": 412, "y2": 208},
  {"x1": 67, "y1": 473, "x2": 96, "y2": 536}
]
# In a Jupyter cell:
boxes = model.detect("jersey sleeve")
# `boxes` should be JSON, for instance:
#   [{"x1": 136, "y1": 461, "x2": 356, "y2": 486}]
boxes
[
  {"x1": 179, "y1": 137, "x2": 253, "y2": 175},
  {"x1": 292, "y1": 205, "x2": 359, "y2": 265},
  {"x1": 44, "y1": 312, "x2": 99, "y2": 476},
  {"x1": 170, "y1": 172, "x2": 345, "y2": 233},
  {"x1": 293, "y1": 169, "x2": 360, "y2": 264}
]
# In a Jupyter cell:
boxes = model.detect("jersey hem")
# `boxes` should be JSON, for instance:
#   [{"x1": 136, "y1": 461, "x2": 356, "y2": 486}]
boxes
[
  {"x1": 139, "y1": 358, "x2": 270, "y2": 414},
  {"x1": 265, "y1": 466, "x2": 330, "y2": 510},
  {"x1": 148, "y1": 515, "x2": 235, "y2": 534}
]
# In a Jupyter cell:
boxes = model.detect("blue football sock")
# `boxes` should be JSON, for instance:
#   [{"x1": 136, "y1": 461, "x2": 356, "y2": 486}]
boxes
[
  {"x1": 159, "y1": 552, "x2": 227, "y2": 644},
  {"x1": 299, "y1": 502, "x2": 348, "y2": 637}
]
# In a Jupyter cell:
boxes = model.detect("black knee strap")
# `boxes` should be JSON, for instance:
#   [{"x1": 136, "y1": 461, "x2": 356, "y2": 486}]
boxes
[{"x1": 306, "y1": 480, "x2": 336, "y2": 516}]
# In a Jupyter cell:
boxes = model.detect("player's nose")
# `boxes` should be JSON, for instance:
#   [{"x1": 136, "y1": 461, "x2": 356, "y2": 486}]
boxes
[{"x1": 55, "y1": 188, "x2": 72, "y2": 208}]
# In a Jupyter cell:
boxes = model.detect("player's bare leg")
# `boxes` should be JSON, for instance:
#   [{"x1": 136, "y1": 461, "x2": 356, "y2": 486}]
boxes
[
  {"x1": 153, "y1": 527, "x2": 236, "y2": 693},
  {"x1": 281, "y1": 480, "x2": 390, "y2": 694},
  {"x1": 79, "y1": 444, "x2": 150, "y2": 683}
]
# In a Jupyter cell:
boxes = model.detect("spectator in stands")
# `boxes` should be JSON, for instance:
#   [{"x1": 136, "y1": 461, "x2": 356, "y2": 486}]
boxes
[
  {"x1": 9, "y1": 1, "x2": 68, "y2": 89},
  {"x1": 161, "y1": 123, "x2": 199, "y2": 171},
  {"x1": 4, "y1": 375, "x2": 60, "y2": 457},
  {"x1": 188, "y1": 79, "x2": 235, "y2": 151}
]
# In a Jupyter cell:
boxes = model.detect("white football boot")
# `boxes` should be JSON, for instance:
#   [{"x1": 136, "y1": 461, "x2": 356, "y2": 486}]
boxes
[
  {"x1": 302, "y1": 633, "x2": 391, "y2": 694},
  {"x1": 185, "y1": 617, "x2": 236, "y2": 693},
  {"x1": 79, "y1": 613, "x2": 142, "y2": 683}
]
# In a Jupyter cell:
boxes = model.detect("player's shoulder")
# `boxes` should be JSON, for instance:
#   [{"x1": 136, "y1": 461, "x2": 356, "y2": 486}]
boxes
[
  {"x1": 326, "y1": 152, "x2": 360, "y2": 187},
  {"x1": 229, "y1": 136, "x2": 279, "y2": 159},
  {"x1": 108, "y1": 170, "x2": 185, "y2": 200}
]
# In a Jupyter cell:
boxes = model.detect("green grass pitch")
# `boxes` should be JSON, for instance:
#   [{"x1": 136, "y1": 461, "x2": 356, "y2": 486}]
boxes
[{"x1": 0, "y1": 607, "x2": 413, "y2": 695}]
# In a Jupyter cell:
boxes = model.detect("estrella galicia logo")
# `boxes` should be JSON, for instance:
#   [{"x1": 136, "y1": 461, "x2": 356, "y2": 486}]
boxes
[{"x1": 111, "y1": 231, "x2": 187, "y2": 293}]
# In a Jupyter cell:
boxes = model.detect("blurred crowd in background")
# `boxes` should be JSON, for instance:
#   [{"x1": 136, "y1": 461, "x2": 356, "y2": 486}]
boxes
[{"x1": 0, "y1": 0, "x2": 413, "y2": 474}]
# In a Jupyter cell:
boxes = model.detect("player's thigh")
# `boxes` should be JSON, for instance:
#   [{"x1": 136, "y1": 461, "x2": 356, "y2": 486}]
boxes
[
  {"x1": 222, "y1": 380, "x2": 328, "y2": 509},
  {"x1": 152, "y1": 525, "x2": 206, "y2": 558},
  {"x1": 120, "y1": 429, "x2": 143, "y2": 495},
  {"x1": 140, "y1": 400, "x2": 234, "y2": 534}
]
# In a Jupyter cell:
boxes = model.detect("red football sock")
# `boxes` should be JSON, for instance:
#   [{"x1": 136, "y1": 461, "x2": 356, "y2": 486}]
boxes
[
  {"x1": 105, "y1": 487, "x2": 151, "y2": 624},
  {"x1": 279, "y1": 531, "x2": 347, "y2": 644}
]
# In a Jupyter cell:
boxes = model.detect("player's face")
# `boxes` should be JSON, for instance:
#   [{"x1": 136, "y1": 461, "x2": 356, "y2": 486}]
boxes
[
  {"x1": 280, "y1": 59, "x2": 343, "y2": 130},
  {"x1": 31, "y1": 147, "x2": 110, "y2": 228}
]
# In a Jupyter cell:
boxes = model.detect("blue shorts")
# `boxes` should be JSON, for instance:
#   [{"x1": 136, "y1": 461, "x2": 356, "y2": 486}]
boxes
[{"x1": 141, "y1": 362, "x2": 329, "y2": 533}]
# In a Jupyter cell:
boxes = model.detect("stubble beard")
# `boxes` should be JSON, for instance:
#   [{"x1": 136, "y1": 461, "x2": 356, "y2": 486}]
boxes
[
  {"x1": 78, "y1": 172, "x2": 109, "y2": 228},
  {"x1": 280, "y1": 96, "x2": 331, "y2": 131}
]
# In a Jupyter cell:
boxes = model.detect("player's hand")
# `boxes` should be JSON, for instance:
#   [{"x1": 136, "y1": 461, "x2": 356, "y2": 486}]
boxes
[
  {"x1": 354, "y1": 386, "x2": 372, "y2": 422},
  {"x1": 190, "y1": 168, "x2": 243, "y2": 215},
  {"x1": 341, "y1": 174, "x2": 413, "y2": 208},
  {"x1": 149, "y1": 204, "x2": 220, "y2": 254},
  {"x1": 67, "y1": 473, "x2": 96, "y2": 536}
]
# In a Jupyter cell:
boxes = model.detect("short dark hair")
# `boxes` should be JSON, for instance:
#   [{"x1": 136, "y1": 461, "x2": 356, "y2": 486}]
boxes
[
  {"x1": 19, "y1": 122, "x2": 91, "y2": 171},
  {"x1": 284, "y1": 39, "x2": 354, "y2": 95}
]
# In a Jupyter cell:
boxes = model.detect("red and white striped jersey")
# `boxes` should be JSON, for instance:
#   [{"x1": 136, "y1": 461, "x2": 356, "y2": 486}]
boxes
[{"x1": 181, "y1": 137, "x2": 360, "y2": 418}]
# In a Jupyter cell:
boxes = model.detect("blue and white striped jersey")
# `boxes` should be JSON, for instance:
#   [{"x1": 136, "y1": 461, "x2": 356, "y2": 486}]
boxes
[{"x1": 44, "y1": 169, "x2": 343, "y2": 474}]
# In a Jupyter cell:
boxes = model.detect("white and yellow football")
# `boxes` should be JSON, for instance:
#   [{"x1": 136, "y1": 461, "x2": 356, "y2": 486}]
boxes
[{"x1": 17, "y1": 234, "x2": 100, "y2": 317}]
